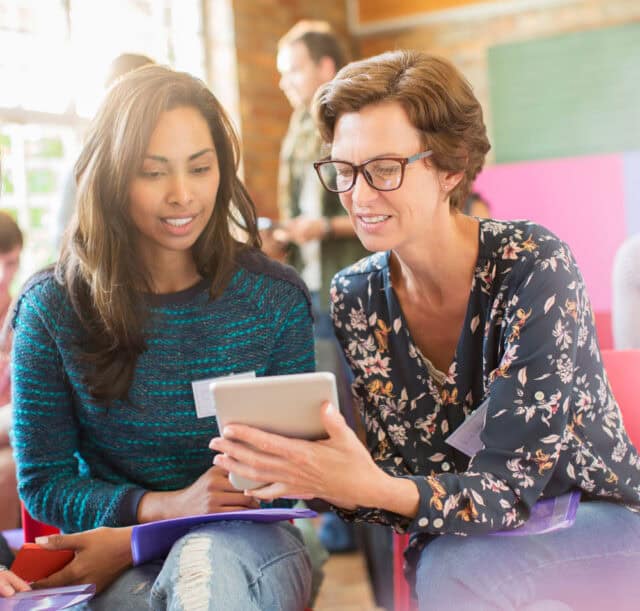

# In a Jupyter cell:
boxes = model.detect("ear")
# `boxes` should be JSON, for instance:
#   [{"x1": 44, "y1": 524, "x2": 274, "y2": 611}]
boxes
[
  {"x1": 317, "y1": 56, "x2": 337, "y2": 82},
  {"x1": 439, "y1": 170, "x2": 465, "y2": 193}
]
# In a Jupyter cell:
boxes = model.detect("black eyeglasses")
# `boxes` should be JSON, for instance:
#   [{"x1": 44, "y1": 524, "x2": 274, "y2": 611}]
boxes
[{"x1": 313, "y1": 150, "x2": 433, "y2": 193}]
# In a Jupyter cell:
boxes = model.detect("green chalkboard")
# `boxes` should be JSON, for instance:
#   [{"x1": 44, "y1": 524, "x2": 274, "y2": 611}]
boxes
[{"x1": 488, "y1": 23, "x2": 640, "y2": 163}]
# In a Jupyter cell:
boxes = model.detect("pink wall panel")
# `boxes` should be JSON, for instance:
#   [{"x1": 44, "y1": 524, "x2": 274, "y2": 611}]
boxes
[{"x1": 474, "y1": 155, "x2": 626, "y2": 311}]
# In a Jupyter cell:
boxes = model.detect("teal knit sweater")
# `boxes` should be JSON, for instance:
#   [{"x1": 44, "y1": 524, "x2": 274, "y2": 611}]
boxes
[{"x1": 11, "y1": 250, "x2": 315, "y2": 533}]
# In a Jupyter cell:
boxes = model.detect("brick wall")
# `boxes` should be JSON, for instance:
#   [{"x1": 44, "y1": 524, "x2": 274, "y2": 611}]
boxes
[
  {"x1": 232, "y1": 0, "x2": 350, "y2": 218},
  {"x1": 230, "y1": 0, "x2": 639, "y2": 215},
  {"x1": 354, "y1": 0, "x2": 640, "y2": 162}
]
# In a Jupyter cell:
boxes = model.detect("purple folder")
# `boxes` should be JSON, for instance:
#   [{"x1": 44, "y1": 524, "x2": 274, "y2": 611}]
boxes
[
  {"x1": 0, "y1": 584, "x2": 96, "y2": 610},
  {"x1": 490, "y1": 490, "x2": 581, "y2": 537},
  {"x1": 131, "y1": 507, "x2": 317, "y2": 566}
]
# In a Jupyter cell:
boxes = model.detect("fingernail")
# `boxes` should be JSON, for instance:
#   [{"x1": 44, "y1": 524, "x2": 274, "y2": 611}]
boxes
[
  {"x1": 35, "y1": 536, "x2": 48, "y2": 545},
  {"x1": 223, "y1": 426, "x2": 234, "y2": 437},
  {"x1": 326, "y1": 402, "x2": 336, "y2": 413}
]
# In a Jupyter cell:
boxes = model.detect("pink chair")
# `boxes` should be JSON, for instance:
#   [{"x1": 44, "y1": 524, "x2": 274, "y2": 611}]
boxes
[
  {"x1": 594, "y1": 311, "x2": 614, "y2": 350},
  {"x1": 392, "y1": 348, "x2": 640, "y2": 611},
  {"x1": 21, "y1": 502, "x2": 59, "y2": 543},
  {"x1": 601, "y1": 349, "x2": 640, "y2": 446},
  {"x1": 393, "y1": 532, "x2": 415, "y2": 611}
]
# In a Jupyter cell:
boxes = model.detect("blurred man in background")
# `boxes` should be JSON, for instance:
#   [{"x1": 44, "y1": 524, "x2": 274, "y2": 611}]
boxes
[{"x1": 266, "y1": 20, "x2": 367, "y2": 556}]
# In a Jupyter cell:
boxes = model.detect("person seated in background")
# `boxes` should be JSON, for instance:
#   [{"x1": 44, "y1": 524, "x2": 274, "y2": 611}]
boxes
[
  {"x1": 53, "y1": 52, "x2": 155, "y2": 250},
  {"x1": 463, "y1": 190, "x2": 491, "y2": 218},
  {"x1": 612, "y1": 233, "x2": 640, "y2": 349},
  {"x1": 11, "y1": 65, "x2": 313, "y2": 609},
  {"x1": 0, "y1": 210, "x2": 22, "y2": 532},
  {"x1": 211, "y1": 50, "x2": 640, "y2": 611},
  {"x1": 0, "y1": 166, "x2": 30, "y2": 601}
]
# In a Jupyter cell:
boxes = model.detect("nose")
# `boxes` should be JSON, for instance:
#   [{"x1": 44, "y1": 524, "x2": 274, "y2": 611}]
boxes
[
  {"x1": 350, "y1": 171, "x2": 378, "y2": 206},
  {"x1": 168, "y1": 172, "x2": 193, "y2": 207}
]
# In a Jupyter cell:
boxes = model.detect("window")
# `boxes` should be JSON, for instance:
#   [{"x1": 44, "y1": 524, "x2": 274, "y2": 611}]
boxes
[{"x1": 0, "y1": 0, "x2": 207, "y2": 280}]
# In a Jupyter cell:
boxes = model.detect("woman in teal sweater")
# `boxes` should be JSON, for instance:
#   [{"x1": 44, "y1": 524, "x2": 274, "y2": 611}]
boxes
[{"x1": 10, "y1": 65, "x2": 314, "y2": 610}]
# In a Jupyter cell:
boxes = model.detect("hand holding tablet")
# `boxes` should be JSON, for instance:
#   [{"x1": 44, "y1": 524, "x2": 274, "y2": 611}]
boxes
[{"x1": 210, "y1": 372, "x2": 337, "y2": 490}]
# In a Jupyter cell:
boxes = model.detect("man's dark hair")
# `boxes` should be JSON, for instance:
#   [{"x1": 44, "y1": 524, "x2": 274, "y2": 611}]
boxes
[
  {"x1": 278, "y1": 21, "x2": 348, "y2": 72},
  {"x1": 296, "y1": 31, "x2": 347, "y2": 71}
]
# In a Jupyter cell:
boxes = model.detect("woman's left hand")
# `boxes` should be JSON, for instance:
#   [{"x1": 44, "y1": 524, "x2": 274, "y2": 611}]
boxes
[
  {"x1": 33, "y1": 526, "x2": 133, "y2": 594},
  {"x1": 209, "y1": 401, "x2": 385, "y2": 509}
]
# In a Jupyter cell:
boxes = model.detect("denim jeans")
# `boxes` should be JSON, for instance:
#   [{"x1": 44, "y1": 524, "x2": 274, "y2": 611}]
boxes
[
  {"x1": 86, "y1": 521, "x2": 311, "y2": 610},
  {"x1": 0, "y1": 533, "x2": 13, "y2": 566},
  {"x1": 415, "y1": 501, "x2": 640, "y2": 611}
]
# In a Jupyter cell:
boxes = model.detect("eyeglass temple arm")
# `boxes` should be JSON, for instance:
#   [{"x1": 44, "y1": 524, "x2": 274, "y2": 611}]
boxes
[{"x1": 407, "y1": 150, "x2": 433, "y2": 163}]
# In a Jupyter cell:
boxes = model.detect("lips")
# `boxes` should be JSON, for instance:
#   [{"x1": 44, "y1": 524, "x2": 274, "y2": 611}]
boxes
[
  {"x1": 160, "y1": 214, "x2": 198, "y2": 235},
  {"x1": 358, "y1": 214, "x2": 391, "y2": 225},
  {"x1": 163, "y1": 216, "x2": 194, "y2": 226}
]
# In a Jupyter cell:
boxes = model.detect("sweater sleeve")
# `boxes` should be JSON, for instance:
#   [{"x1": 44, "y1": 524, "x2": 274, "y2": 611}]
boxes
[
  {"x1": 12, "y1": 284, "x2": 143, "y2": 532},
  {"x1": 266, "y1": 281, "x2": 315, "y2": 377},
  {"x1": 612, "y1": 235, "x2": 640, "y2": 350}
]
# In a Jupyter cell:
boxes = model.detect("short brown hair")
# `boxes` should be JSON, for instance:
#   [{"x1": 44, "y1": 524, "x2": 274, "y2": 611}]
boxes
[
  {"x1": 313, "y1": 50, "x2": 491, "y2": 210},
  {"x1": 0, "y1": 210, "x2": 23, "y2": 253},
  {"x1": 278, "y1": 20, "x2": 348, "y2": 72}
]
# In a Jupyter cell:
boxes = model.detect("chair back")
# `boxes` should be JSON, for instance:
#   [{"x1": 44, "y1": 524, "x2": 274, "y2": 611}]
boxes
[
  {"x1": 21, "y1": 502, "x2": 60, "y2": 543},
  {"x1": 601, "y1": 349, "x2": 640, "y2": 447},
  {"x1": 594, "y1": 311, "x2": 614, "y2": 350}
]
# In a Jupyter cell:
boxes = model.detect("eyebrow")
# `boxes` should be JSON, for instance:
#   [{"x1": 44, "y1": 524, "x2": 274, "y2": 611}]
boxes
[
  {"x1": 144, "y1": 148, "x2": 216, "y2": 163},
  {"x1": 329, "y1": 152, "x2": 405, "y2": 163}
]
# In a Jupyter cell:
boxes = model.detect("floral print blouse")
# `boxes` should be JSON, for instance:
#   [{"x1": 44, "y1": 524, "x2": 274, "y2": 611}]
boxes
[{"x1": 330, "y1": 219, "x2": 640, "y2": 572}]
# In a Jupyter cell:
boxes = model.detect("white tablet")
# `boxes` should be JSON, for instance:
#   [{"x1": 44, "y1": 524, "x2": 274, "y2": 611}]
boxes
[{"x1": 210, "y1": 371, "x2": 337, "y2": 490}]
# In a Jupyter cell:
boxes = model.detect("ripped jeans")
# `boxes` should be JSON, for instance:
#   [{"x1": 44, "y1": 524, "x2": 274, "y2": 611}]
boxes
[{"x1": 87, "y1": 521, "x2": 312, "y2": 611}]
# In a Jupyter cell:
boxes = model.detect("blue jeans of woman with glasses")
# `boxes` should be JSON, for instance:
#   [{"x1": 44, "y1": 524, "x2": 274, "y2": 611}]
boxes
[{"x1": 415, "y1": 501, "x2": 640, "y2": 611}]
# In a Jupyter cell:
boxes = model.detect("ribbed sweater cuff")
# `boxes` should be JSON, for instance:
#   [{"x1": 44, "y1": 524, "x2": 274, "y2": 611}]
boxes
[{"x1": 118, "y1": 488, "x2": 147, "y2": 526}]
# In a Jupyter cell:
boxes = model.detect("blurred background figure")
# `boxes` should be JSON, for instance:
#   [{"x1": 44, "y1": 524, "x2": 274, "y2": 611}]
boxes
[
  {"x1": 270, "y1": 20, "x2": 366, "y2": 296},
  {"x1": 53, "y1": 53, "x2": 155, "y2": 250},
  {"x1": 269, "y1": 20, "x2": 367, "y2": 555},
  {"x1": 613, "y1": 233, "x2": 640, "y2": 349},
  {"x1": 463, "y1": 190, "x2": 491, "y2": 217},
  {"x1": 0, "y1": 210, "x2": 22, "y2": 531}
]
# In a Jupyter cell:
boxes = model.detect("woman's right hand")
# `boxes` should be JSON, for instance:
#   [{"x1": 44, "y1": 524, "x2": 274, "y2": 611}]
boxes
[
  {"x1": 137, "y1": 465, "x2": 260, "y2": 522},
  {"x1": 34, "y1": 527, "x2": 133, "y2": 594}
]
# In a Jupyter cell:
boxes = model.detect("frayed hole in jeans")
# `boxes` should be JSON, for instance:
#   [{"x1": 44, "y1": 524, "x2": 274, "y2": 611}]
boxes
[{"x1": 177, "y1": 535, "x2": 213, "y2": 611}]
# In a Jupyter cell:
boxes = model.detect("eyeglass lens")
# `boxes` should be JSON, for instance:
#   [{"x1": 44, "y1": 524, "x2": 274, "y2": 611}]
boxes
[{"x1": 318, "y1": 159, "x2": 404, "y2": 193}]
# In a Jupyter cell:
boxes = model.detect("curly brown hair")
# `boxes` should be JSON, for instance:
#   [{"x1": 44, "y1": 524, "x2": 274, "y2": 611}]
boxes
[{"x1": 313, "y1": 50, "x2": 491, "y2": 210}]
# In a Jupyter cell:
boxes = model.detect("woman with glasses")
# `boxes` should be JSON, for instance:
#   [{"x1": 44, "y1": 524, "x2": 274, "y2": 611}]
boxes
[{"x1": 212, "y1": 50, "x2": 640, "y2": 609}]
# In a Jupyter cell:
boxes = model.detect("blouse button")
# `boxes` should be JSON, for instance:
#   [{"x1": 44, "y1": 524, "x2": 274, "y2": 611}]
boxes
[
  {"x1": 418, "y1": 517, "x2": 429, "y2": 527},
  {"x1": 535, "y1": 391, "x2": 545, "y2": 400},
  {"x1": 433, "y1": 518, "x2": 444, "y2": 528},
  {"x1": 441, "y1": 462, "x2": 450, "y2": 471}
]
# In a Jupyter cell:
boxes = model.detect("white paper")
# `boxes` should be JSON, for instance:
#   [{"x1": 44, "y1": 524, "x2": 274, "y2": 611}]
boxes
[
  {"x1": 192, "y1": 371, "x2": 256, "y2": 418},
  {"x1": 445, "y1": 398, "x2": 489, "y2": 457}
]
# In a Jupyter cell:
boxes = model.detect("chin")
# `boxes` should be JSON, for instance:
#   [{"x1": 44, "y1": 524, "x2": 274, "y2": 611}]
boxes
[{"x1": 357, "y1": 234, "x2": 392, "y2": 253}]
